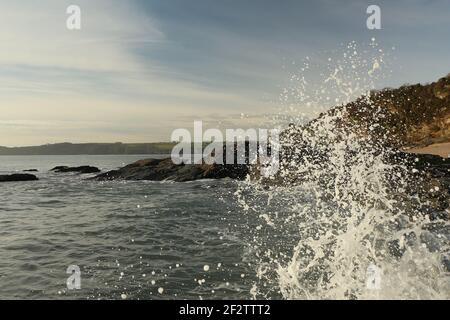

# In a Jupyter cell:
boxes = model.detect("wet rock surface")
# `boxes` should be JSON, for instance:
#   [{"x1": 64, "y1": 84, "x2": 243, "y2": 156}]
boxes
[
  {"x1": 0, "y1": 174, "x2": 38, "y2": 182},
  {"x1": 93, "y1": 158, "x2": 248, "y2": 182},
  {"x1": 50, "y1": 166, "x2": 100, "y2": 174}
]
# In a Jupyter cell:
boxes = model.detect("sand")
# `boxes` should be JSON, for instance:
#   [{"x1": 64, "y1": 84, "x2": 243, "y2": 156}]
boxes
[{"x1": 404, "y1": 142, "x2": 450, "y2": 158}]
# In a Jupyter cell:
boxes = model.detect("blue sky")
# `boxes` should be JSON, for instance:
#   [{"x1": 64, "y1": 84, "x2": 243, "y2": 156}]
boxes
[{"x1": 1, "y1": 0, "x2": 449, "y2": 146}]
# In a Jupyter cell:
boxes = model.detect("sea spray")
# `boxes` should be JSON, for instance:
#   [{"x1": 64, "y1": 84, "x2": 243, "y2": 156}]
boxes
[{"x1": 234, "y1": 41, "x2": 450, "y2": 300}]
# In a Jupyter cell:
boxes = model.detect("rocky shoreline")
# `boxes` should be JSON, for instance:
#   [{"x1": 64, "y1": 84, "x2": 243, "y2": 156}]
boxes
[
  {"x1": 50, "y1": 165, "x2": 101, "y2": 174},
  {"x1": 93, "y1": 158, "x2": 249, "y2": 182},
  {"x1": 2, "y1": 74, "x2": 449, "y2": 188},
  {"x1": 89, "y1": 152, "x2": 449, "y2": 190},
  {"x1": 1, "y1": 165, "x2": 101, "y2": 183},
  {"x1": 0, "y1": 173, "x2": 39, "y2": 182}
]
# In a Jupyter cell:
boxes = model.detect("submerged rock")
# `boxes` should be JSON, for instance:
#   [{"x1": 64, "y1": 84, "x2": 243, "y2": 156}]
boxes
[
  {"x1": 93, "y1": 158, "x2": 248, "y2": 182},
  {"x1": 0, "y1": 173, "x2": 38, "y2": 182},
  {"x1": 50, "y1": 166, "x2": 100, "y2": 174}
]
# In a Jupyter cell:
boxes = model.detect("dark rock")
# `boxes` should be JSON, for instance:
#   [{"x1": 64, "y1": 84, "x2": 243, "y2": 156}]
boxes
[
  {"x1": 387, "y1": 232, "x2": 417, "y2": 258},
  {"x1": 443, "y1": 255, "x2": 450, "y2": 272},
  {"x1": 50, "y1": 166, "x2": 68, "y2": 171},
  {"x1": 93, "y1": 158, "x2": 248, "y2": 182},
  {"x1": 50, "y1": 166, "x2": 101, "y2": 174},
  {"x1": 0, "y1": 173, "x2": 38, "y2": 182}
]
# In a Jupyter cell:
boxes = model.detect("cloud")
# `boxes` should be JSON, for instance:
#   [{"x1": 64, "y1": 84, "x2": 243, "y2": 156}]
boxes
[
  {"x1": 0, "y1": 0, "x2": 281, "y2": 146},
  {"x1": 2, "y1": 0, "x2": 449, "y2": 146},
  {"x1": 0, "y1": 0, "x2": 164, "y2": 72}
]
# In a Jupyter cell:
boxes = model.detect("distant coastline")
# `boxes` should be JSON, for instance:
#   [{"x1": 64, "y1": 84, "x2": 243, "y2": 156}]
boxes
[{"x1": 0, "y1": 142, "x2": 175, "y2": 155}]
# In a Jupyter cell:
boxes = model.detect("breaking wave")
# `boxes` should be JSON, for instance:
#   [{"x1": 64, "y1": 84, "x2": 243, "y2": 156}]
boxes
[{"x1": 234, "y1": 41, "x2": 450, "y2": 300}]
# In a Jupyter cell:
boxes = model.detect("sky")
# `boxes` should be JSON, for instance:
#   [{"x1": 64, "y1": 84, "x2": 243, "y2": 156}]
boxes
[{"x1": 1, "y1": 0, "x2": 449, "y2": 146}]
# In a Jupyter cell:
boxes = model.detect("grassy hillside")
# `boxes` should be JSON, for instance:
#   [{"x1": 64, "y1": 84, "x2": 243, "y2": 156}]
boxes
[
  {"x1": 0, "y1": 142, "x2": 176, "y2": 155},
  {"x1": 322, "y1": 73, "x2": 450, "y2": 148}
]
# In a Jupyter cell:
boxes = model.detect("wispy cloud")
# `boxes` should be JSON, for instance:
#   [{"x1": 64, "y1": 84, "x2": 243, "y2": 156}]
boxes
[
  {"x1": 0, "y1": 0, "x2": 278, "y2": 146},
  {"x1": 0, "y1": 0, "x2": 163, "y2": 72},
  {"x1": 1, "y1": 0, "x2": 449, "y2": 146}
]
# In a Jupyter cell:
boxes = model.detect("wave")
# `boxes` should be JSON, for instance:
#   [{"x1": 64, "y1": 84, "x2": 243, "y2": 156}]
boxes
[{"x1": 234, "y1": 41, "x2": 450, "y2": 299}]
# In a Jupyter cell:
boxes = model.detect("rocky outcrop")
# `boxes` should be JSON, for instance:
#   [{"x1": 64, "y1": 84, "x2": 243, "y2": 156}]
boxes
[
  {"x1": 402, "y1": 152, "x2": 450, "y2": 219},
  {"x1": 409, "y1": 153, "x2": 450, "y2": 197},
  {"x1": 97, "y1": 74, "x2": 450, "y2": 184},
  {"x1": 313, "y1": 73, "x2": 450, "y2": 148},
  {"x1": 0, "y1": 174, "x2": 38, "y2": 182},
  {"x1": 50, "y1": 166, "x2": 100, "y2": 174},
  {"x1": 93, "y1": 158, "x2": 248, "y2": 182}
]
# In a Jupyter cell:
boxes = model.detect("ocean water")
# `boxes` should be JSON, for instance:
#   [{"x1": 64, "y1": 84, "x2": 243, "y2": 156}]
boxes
[
  {"x1": 0, "y1": 155, "x2": 253, "y2": 300},
  {"x1": 1, "y1": 42, "x2": 449, "y2": 300},
  {"x1": 1, "y1": 153, "x2": 449, "y2": 300}
]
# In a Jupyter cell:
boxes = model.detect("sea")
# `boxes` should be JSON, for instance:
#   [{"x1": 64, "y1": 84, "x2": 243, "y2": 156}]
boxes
[
  {"x1": 2, "y1": 41, "x2": 449, "y2": 300},
  {"x1": 0, "y1": 155, "x2": 253, "y2": 299},
  {"x1": 1, "y1": 153, "x2": 449, "y2": 300}
]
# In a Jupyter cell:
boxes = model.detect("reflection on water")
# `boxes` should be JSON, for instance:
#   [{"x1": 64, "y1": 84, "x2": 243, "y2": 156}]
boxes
[{"x1": 0, "y1": 155, "x2": 252, "y2": 299}]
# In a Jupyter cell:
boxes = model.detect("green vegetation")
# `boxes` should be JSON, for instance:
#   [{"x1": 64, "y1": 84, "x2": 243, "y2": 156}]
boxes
[
  {"x1": 322, "y1": 73, "x2": 450, "y2": 147},
  {"x1": 0, "y1": 142, "x2": 176, "y2": 155}
]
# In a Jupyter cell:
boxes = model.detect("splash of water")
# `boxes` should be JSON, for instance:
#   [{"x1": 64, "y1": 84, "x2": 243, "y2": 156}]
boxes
[{"x1": 235, "y1": 41, "x2": 450, "y2": 300}]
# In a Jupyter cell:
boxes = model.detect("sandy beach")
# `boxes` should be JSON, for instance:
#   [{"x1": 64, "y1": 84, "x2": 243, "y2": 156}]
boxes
[{"x1": 405, "y1": 142, "x2": 450, "y2": 158}]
